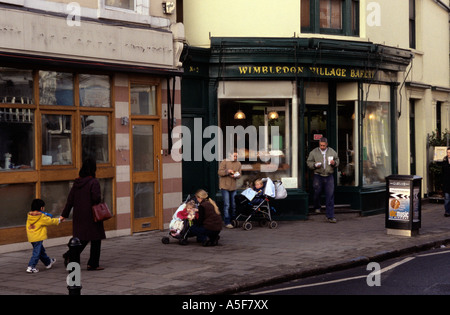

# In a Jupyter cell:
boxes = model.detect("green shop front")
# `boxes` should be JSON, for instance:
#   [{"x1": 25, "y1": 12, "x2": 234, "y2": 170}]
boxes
[{"x1": 180, "y1": 38, "x2": 413, "y2": 219}]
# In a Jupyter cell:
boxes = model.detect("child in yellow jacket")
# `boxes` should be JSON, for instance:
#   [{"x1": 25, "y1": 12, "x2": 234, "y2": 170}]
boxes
[{"x1": 26, "y1": 199, "x2": 63, "y2": 273}]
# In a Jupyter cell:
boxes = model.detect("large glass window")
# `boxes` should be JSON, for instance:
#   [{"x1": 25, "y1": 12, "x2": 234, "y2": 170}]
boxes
[
  {"x1": 79, "y1": 74, "x2": 111, "y2": 108},
  {"x1": 81, "y1": 115, "x2": 109, "y2": 163},
  {"x1": 337, "y1": 101, "x2": 357, "y2": 186},
  {"x1": 39, "y1": 71, "x2": 74, "y2": 106},
  {"x1": 41, "y1": 179, "x2": 113, "y2": 219},
  {"x1": 219, "y1": 99, "x2": 293, "y2": 189},
  {"x1": 362, "y1": 101, "x2": 391, "y2": 185},
  {"x1": 0, "y1": 183, "x2": 35, "y2": 228},
  {"x1": 0, "y1": 108, "x2": 34, "y2": 171},
  {"x1": 41, "y1": 114, "x2": 72, "y2": 166},
  {"x1": 0, "y1": 68, "x2": 33, "y2": 104}
]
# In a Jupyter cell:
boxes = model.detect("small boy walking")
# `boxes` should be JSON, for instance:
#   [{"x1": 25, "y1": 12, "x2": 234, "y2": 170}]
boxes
[{"x1": 26, "y1": 199, "x2": 62, "y2": 273}]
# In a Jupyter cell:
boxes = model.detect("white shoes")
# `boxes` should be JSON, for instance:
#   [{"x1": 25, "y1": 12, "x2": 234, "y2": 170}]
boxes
[{"x1": 26, "y1": 258, "x2": 56, "y2": 273}]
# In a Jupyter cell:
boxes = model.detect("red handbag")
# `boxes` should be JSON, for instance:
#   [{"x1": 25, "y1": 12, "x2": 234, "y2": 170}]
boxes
[{"x1": 92, "y1": 202, "x2": 112, "y2": 222}]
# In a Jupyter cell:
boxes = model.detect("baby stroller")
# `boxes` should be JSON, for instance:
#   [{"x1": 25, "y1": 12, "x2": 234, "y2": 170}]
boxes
[
  {"x1": 161, "y1": 195, "x2": 198, "y2": 245},
  {"x1": 232, "y1": 178, "x2": 286, "y2": 230}
]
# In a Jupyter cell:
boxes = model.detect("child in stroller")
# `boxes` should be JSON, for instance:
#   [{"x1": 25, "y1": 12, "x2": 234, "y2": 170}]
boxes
[
  {"x1": 161, "y1": 199, "x2": 198, "y2": 245},
  {"x1": 233, "y1": 178, "x2": 278, "y2": 230}
]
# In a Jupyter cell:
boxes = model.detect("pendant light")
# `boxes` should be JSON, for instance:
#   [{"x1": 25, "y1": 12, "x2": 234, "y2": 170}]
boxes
[
  {"x1": 267, "y1": 111, "x2": 279, "y2": 120},
  {"x1": 234, "y1": 109, "x2": 246, "y2": 119}
]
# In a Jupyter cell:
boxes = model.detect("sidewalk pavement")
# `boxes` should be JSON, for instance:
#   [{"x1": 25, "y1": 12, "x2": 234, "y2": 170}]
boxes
[{"x1": 1, "y1": 200, "x2": 450, "y2": 295}]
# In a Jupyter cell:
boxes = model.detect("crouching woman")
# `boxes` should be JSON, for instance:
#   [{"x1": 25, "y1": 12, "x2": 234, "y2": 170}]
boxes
[{"x1": 190, "y1": 189, "x2": 222, "y2": 246}]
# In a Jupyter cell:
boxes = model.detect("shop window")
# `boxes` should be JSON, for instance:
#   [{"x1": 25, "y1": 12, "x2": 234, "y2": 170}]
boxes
[
  {"x1": 130, "y1": 84, "x2": 156, "y2": 115},
  {"x1": 0, "y1": 108, "x2": 34, "y2": 171},
  {"x1": 39, "y1": 71, "x2": 74, "y2": 106},
  {"x1": 0, "y1": 67, "x2": 33, "y2": 104},
  {"x1": 81, "y1": 115, "x2": 109, "y2": 163},
  {"x1": 41, "y1": 178, "x2": 113, "y2": 220},
  {"x1": 337, "y1": 101, "x2": 357, "y2": 186},
  {"x1": 301, "y1": 0, "x2": 359, "y2": 36},
  {"x1": 362, "y1": 102, "x2": 391, "y2": 185},
  {"x1": 0, "y1": 183, "x2": 34, "y2": 228},
  {"x1": 79, "y1": 74, "x2": 111, "y2": 108},
  {"x1": 41, "y1": 114, "x2": 72, "y2": 166},
  {"x1": 219, "y1": 99, "x2": 294, "y2": 189}
]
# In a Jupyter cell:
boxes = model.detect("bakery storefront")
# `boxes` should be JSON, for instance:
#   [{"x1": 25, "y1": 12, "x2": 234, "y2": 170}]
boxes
[
  {"x1": 0, "y1": 7, "x2": 182, "y2": 246},
  {"x1": 181, "y1": 38, "x2": 413, "y2": 218}
]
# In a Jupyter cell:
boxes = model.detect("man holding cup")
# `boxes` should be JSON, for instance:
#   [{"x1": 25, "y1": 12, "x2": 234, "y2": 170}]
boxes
[{"x1": 307, "y1": 137, "x2": 340, "y2": 223}]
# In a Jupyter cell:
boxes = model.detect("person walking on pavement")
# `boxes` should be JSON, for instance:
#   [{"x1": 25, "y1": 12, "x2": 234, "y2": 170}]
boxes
[
  {"x1": 307, "y1": 137, "x2": 340, "y2": 223},
  {"x1": 25, "y1": 199, "x2": 63, "y2": 273},
  {"x1": 218, "y1": 151, "x2": 241, "y2": 228},
  {"x1": 443, "y1": 147, "x2": 450, "y2": 217},
  {"x1": 61, "y1": 158, "x2": 106, "y2": 270}
]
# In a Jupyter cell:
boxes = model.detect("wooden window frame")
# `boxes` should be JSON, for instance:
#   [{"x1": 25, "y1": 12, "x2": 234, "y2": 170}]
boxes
[{"x1": 0, "y1": 69, "x2": 116, "y2": 244}]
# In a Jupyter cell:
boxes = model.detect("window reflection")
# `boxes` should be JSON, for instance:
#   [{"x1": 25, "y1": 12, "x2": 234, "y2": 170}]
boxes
[
  {"x1": 41, "y1": 114, "x2": 72, "y2": 165},
  {"x1": 39, "y1": 71, "x2": 74, "y2": 106},
  {"x1": 219, "y1": 99, "x2": 294, "y2": 189},
  {"x1": 337, "y1": 102, "x2": 357, "y2": 186},
  {"x1": 0, "y1": 108, "x2": 34, "y2": 171},
  {"x1": 132, "y1": 125, "x2": 154, "y2": 172},
  {"x1": 81, "y1": 115, "x2": 109, "y2": 163},
  {"x1": 79, "y1": 74, "x2": 111, "y2": 108},
  {"x1": 0, "y1": 183, "x2": 34, "y2": 228},
  {"x1": 130, "y1": 84, "x2": 156, "y2": 115},
  {"x1": 363, "y1": 102, "x2": 391, "y2": 185},
  {"x1": 320, "y1": 0, "x2": 343, "y2": 29},
  {"x1": 0, "y1": 67, "x2": 33, "y2": 104}
]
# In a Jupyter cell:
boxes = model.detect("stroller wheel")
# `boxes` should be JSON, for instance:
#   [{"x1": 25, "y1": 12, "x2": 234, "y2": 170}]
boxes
[
  {"x1": 179, "y1": 239, "x2": 188, "y2": 245},
  {"x1": 161, "y1": 237, "x2": 170, "y2": 244},
  {"x1": 231, "y1": 219, "x2": 239, "y2": 228},
  {"x1": 269, "y1": 221, "x2": 278, "y2": 229},
  {"x1": 243, "y1": 221, "x2": 253, "y2": 231}
]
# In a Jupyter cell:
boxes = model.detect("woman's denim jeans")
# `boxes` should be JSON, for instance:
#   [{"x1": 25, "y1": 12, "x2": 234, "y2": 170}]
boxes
[{"x1": 221, "y1": 189, "x2": 236, "y2": 225}]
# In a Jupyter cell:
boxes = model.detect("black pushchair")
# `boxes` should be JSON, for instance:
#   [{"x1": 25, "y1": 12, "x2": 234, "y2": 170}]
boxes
[{"x1": 232, "y1": 178, "x2": 286, "y2": 230}]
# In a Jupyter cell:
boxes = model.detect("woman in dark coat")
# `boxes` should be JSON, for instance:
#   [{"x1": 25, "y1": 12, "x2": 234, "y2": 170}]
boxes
[
  {"x1": 443, "y1": 148, "x2": 450, "y2": 217},
  {"x1": 61, "y1": 158, "x2": 106, "y2": 270},
  {"x1": 190, "y1": 189, "x2": 222, "y2": 246}
]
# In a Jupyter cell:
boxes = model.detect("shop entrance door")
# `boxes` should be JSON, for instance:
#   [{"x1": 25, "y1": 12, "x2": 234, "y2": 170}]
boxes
[
  {"x1": 304, "y1": 106, "x2": 328, "y2": 194},
  {"x1": 131, "y1": 121, "x2": 162, "y2": 232}
]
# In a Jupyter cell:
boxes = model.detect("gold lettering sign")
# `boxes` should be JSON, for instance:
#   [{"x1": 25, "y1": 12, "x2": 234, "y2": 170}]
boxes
[{"x1": 236, "y1": 65, "x2": 374, "y2": 79}]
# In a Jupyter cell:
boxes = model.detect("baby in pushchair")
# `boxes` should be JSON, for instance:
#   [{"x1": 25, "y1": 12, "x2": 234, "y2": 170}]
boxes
[
  {"x1": 233, "y1": 178, "x2": 280, "y2": 230},
  {"x1": 162, "y1": 199, "x2": 198, "y2": 245}
]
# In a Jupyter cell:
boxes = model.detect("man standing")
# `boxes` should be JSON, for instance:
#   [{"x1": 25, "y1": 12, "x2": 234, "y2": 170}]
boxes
[
  {"x1": 218, "y1": 151, "x2": 241, "y2": 228},
  {"x1": 307, "y1": 137, "x2": 340, "y2": 223}
]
